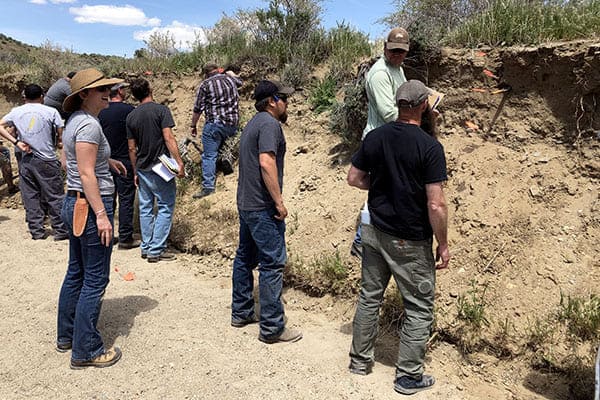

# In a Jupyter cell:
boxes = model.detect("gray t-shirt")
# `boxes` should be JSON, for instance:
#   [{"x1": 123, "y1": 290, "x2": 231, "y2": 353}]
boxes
[
  {"x1": 62, "y1": 110, "x2": 114, "y2": 195},
  {"x1": 2, "y1": 103, "x2": 63, "y2": 161},
  {"x1": 44, "y1": 77, "x2": 71, "y2": 112},
  {"x1": 237, "y1": 112, "x2": 286, "y2": 211}
]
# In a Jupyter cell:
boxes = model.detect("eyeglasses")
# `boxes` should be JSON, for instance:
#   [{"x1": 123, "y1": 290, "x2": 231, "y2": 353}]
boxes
[
  {"x1": 273, "y1": 94, "x2": 288, "y2": 103},
  {"x1": 389, "y1": 49, "x2": 407, "y2": 55},
  {"x1": 94, "y1": 85, "x2": 112, "y2": 93}
]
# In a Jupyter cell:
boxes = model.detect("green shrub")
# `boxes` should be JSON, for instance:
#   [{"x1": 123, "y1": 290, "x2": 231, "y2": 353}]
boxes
[
  {"x1": 457, "y1": 280, "x2": 489, "y2": 329},
  {"x1": 447, "y1": 0, "x2": 600, "y2": 47},
  {"x1": 308, "y1": 76, "x2": 336, "y2": 113},
  {"x1": 557, "y1": 293, "x2": 600, "y2": 341},
  {"x1": 327, "y1": 22, "x2": 371, "y2": 83}
]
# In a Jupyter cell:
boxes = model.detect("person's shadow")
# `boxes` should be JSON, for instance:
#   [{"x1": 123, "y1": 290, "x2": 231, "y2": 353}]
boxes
[{"x1": 98, "y1": 295, "x2": 158, "y2": 347}]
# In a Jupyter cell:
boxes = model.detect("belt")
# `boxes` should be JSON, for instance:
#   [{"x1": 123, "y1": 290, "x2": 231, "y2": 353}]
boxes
[{"x1": 67, "y1": 190, "x2": 85, "y2": 199}]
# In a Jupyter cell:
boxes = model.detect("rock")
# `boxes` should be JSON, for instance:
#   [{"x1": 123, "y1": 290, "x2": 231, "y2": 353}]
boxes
[
  {"x1": 562, "y1": 250, "x2": 577, "y2": 263},
  {"x1": 529, "y1": 185, "x2": 541, "y2": 197}
]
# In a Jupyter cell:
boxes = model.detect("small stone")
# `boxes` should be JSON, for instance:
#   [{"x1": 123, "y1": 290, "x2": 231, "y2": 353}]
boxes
[
  {"x1": 529, "y1": 185, "x2": 541, "y2": 197},
  {"x1": 562, "y1": 250, "x2": 576, "y2": 263}
]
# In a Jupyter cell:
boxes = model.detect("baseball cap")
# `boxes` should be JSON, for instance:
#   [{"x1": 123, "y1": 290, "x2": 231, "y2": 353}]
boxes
[
  {"x1": 111, "y1": 82, "x2": 129, "y2": 91},
  {"x1": 396, "y1": 80, "x2": 433, "y2": 108},
  {"x1": 386, "y1": 27, "x2": 410, "y2": 51},
  {"x1": 252, "y1": 80, "x2": 295, "y2": 102}
]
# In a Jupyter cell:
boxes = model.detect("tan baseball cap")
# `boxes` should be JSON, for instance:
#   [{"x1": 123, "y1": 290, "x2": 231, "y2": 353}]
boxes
[{"x1": 386, "y1": 27, "x2": 410, "y2": 51}]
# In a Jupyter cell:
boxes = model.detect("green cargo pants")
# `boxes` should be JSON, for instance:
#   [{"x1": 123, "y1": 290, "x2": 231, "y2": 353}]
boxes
[{"x1": 349, "y1": 223, "x2": 436, "y2": 378}]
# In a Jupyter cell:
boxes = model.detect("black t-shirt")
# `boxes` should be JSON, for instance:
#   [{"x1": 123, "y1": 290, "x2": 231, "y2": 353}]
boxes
[
  {"x1": 126, "y1": 102, "x2": 175, "y2": 171},
  {"x1": 99, "y1": 101, "x2": 135, "y2": 161},
  {"x1": 352, "y1": 122, "x2": 447, "y2": 241},
  {"x1": 237, "y1": 112, "x2": 286, "y2": 211}
]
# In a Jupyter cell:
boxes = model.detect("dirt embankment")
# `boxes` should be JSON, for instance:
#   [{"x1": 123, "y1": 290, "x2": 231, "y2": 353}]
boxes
[{"x1": 0, "y1": 40, "x2": 598, "y2": 399}]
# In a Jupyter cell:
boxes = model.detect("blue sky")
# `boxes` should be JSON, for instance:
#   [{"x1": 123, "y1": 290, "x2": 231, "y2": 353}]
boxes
[{"x1": 2, "y1": 0, "x2": 397, "y2": 57}]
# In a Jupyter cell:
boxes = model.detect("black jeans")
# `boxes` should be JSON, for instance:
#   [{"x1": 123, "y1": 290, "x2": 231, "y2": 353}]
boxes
[{"x1": 112, "y1": 158, "x2": 136, "y2": 242}]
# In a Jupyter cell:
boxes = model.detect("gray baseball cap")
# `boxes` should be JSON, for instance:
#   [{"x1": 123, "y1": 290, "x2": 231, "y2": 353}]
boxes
[{"x1": 396, "y1": 80, "x2": 432, "y2": 108}]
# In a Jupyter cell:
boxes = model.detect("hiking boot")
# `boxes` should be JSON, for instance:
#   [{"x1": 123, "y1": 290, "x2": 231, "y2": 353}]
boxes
[
  {"x1": 259, "y1": 328, "x2": 303, "y2": 344},
  {"x1": 147, "y1": 250, "x2": 177, "y2": 263},
  {"x1": 70, "y1": 346, "x2": 122, "y2": 370},
  {"x1": 350, "y1": 242, "x2": 362, "y2": 259},
  {"x1": 349, "y1": 360, "x2": 374, "y2": 376},
  {"x1": 56, "y1": 341, "x2": 72, "y2": 353},
  {"x1": 231, "y1": 315, "x2": 259, "y2": 328},
  {"x1": 192, "y1": 188, "x2": 214, "y2": 199},
  {"x1": 394, "y1": 375, "x2": 435, "y2": 395},
  {"x1": 118, "y1": 239, "x2": 141, "y2": 250}
]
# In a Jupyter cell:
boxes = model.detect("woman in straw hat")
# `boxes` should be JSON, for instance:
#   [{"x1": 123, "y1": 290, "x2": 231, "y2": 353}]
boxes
[{"x1": 56, "y1": 68, "x2": 127, "y2": 369}]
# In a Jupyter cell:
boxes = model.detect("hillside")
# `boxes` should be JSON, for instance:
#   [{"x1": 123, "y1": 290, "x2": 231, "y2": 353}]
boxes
[{"x1": 0, "y1": 39, "x2": 598, "y2": 399}]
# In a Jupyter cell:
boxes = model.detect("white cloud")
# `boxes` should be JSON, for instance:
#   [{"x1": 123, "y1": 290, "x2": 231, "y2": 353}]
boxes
[
  {"x1": 29, "y1": 0, "x2": 48, "y2": 4},
  {"x1": 69, "y1": 5, "x2": 161, "y2": 27},
  {"x1": 134, "y1": 21, "x2": 207, "y2": 51}
]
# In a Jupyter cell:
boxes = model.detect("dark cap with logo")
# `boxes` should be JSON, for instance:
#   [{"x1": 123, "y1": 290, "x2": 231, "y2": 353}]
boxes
[{"x1": 252, "y1": 80, "x2": 295, "y2": 102}]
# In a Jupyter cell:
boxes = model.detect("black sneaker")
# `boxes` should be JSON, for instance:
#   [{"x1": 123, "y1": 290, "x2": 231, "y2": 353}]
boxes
[
  {"x1": 394, "y1": 375, "x2": 435, "y2": 395},
  {"x1": 349, "y1": 360, "x2": 374, "y2": 375},
  {"x1": 147, "y1": 250, "x2": 177, "y2": 263},
  {"x1": 118, "y1": 239, "x2": 141, "y2": 249},
  {"x1": 231, "y1": 315, "x2": 259, "y2": 328},
  {"x1": 32, "y1": 232, "x2": 49, "y2": 240},
  {"x1": 54, "y1": 233, "x2": 69, "y2": 241},
  {"x1": 192, "y1": 188, "x2": 214, "y2": 199},
  {"x1": 56, "y1": 341, "x2": 72, "y2": 353}
]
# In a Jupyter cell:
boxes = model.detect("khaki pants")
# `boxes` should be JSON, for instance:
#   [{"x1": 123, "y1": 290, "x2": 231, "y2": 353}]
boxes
[{"x1": 350, "y1": 224, "x2": 436, "y2": 378}]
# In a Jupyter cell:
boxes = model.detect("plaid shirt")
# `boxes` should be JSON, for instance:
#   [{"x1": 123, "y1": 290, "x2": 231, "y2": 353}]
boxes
[{"x1": 193, "y1": 73, "x2": 242, "y2": 127}]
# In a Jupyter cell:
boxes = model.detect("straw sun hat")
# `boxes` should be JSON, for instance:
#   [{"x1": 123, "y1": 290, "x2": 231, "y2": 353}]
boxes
[{"x1": 62, "y1": 68, "x2": 123, "y2": 113}]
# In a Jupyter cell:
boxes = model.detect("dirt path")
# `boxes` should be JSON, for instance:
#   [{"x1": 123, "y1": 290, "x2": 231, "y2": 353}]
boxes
[{"x1": 0, "y1": 206, "x2": 547, "y2": 400}]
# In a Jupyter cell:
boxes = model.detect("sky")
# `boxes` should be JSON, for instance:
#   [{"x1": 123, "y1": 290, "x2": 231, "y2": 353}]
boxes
[{"x1": 1, "y1": 0, "x2": 397, "y2": 57}]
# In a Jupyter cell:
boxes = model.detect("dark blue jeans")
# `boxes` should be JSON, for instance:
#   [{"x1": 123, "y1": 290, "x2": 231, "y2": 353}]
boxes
[
  {"x1": 232, "y1": 208, "x2": 287, "y2": 339},
  {"x1": 112, "y1": 159, "x2": 136, "y2": 242},
  {"x1": 57, "y1": 195, "x2": 114, "y2": 362},
  {"x1": 201, "y1": 121, "x2": 237, "y2": 190}
]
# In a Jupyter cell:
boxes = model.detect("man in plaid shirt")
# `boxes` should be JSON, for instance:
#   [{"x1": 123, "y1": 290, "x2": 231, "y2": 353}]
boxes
[{"x1": 190, "y1": 63, "x2": 242, "y2": 199}]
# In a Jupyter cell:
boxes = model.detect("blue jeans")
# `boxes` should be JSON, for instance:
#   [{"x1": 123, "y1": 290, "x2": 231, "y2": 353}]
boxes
[
  {"x1": 112, "y1": 159, "x2": 136, "y2": 242},
  {"x1": 201, "y1": 121, "x2": 237, "y2": 190},
  {"x1": 57, "y1": 194, "x2": 114, "y2": 362},
  {"x1": 137, "y1": 169, "x2": 176, "y2": 257},
  {"x1": 231, "y1": 208, "x2": 287, "y2": 339}
]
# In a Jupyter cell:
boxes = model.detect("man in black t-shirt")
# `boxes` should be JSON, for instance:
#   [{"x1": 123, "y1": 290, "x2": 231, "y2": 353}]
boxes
[
  {"x1": 126, "y1": 79, "x2": 184, "y2": 263},
  {"x1": 99, "y1": 82, "x2": 138, "y2": 249},
  {"x1": 231, "y1": 80, "x2": 302, "y2": 344},
  {"x1": 347, "y1": 80, "x2": 450, "y2": 395}
]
